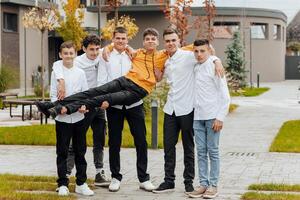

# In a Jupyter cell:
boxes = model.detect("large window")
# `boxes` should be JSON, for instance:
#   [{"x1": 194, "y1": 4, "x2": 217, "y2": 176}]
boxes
[
  {"x1": 3, "y1": 12, "x2": 18, "y2": 32},
  {"x1": 251, "y1": 23, "x2": 268, "y2": 39},
  {"x1": 273, "y1": 24, "x2": 281, "y2": 40},
  {"x1": 213, "y1": 22, "x2": 240, "y2": 39}
]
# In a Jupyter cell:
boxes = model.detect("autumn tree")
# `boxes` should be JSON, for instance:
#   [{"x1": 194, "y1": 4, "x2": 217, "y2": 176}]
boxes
[
  {"x1": 56, "y1": 0, "x2": 88, "y2": 51},
  {"x1": 158, "y1": 0, "x2": 216, "y2": 44},
  {"x1": 22, "y1": 6, "x2": 58, "y2": 99},
  {"x1": 160, "y1": 0, "x2": 193, "y2": 45},
  {"x1": 101, "y1": 15, "x2": 138, "y2": 40},
  {"x1": 193, "y1": 0, "x2": 216, "y2": 41},
  {"x1": 104, "y1": 0, "x2": 127, "y2": 26}
]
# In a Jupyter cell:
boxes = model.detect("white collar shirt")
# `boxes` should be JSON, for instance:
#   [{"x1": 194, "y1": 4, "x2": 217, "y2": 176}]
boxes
[
  {"x1": 163, "y1": 49, "x2": 197, "y2": 116},
  {"x1": 50, "y1": 61, "x2": 89, "y2": 123},
  {"x1": 52, "y1": 53, "x2": 99, "y2": 89},
  {"x1": 193, "y1": 56, "x2": 230, "y2": 121}
]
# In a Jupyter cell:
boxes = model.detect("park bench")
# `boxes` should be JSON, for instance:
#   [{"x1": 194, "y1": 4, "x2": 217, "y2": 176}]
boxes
[
  {"x1": 0, "y1": 92, "x2": 18, "y2": 109},
  {"x1": 2, "y1": 98, "x2": 49, "y2": 124}
]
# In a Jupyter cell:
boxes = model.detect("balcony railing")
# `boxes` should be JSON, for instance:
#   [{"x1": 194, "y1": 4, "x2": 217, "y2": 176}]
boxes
[{"x1": 89, "y1": 0, "x2": 165, "y2": 7}]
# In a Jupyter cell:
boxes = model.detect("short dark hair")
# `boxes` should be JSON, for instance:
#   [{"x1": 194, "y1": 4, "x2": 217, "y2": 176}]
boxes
[
  {"x1": 143, "y1": 28, "x2": 159, "y2": 39},
  {"x1": 60, "y1": 41, "x2": 76, "y2": 52},
  {"x1": 113, "y1": 26, "x2": 128, "y2": 37},
  {"x1": 163, "y1": 28, "x2": 179, "y2": 38},
  {"x1": 193, "y1": 39, "x2": 210, "y2": 47},
  {"x1": 82, "y1": 34, "x2": 101, "y2": 48}
]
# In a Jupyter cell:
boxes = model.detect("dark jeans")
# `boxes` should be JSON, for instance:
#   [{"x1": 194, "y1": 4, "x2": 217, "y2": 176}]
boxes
[
  {"x1": 56, "y1": 119, "x2": 87, "y2": 187},
  {"x1": 163, "y1": 111, "x2": 195, "y2": 186},
  {"x1": 55, "y1": 77, "x2": 148, "y2": 114},
  {"x1": 107, "y1": 104, "x2": 149, "y2": 183},
  {"x1": 67, "y1": 108, "x2": 106, "y2": 174}
]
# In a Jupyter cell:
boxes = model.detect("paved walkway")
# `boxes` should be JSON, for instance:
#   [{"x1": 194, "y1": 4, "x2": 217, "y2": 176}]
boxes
[{"x1": 1, "y1": 81, "x2": 300, "y2": 199}]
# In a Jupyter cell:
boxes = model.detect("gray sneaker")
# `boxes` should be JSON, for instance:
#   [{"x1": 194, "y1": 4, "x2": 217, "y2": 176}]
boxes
[
  {"x1": 94, "y1": 169, "x2": 110, "y2": 187},
  {"x1": 203, "y1": 186, "x2": 218, "y2": 199},
  {"x1": 188, "y1": 185, "x2": 207, "y2": 198}
]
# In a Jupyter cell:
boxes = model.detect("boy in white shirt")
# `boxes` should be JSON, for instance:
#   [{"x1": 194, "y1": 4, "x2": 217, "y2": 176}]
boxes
[
  {"x1": 51, "y1": 41, "x2": 94, "y2": 196},
  {"x1": 188, "y1": 39, "x2": 230, "y2": 199}
]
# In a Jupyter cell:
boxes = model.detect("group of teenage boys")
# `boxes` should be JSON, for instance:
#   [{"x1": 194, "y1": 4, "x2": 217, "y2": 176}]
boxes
[{"x1": 36, "y1": 26, "x2": 230, "y2": 199}]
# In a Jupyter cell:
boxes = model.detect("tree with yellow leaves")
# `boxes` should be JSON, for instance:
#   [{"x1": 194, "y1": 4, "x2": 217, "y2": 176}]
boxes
[
  {"x1": 22, "y1": 6, "x2": 58, "y2": 100},
  {"x1": 101, "y1": 15, "x2": 139, "y2": 40},
  {"x1": 56, "y1": 0, "x2": 88, "y2": 51}
]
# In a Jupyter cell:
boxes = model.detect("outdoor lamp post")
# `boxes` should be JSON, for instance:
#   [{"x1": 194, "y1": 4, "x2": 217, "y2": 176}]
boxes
[
  {"x1": 97, "y1": 0, "x2": 101, "y2": 36},
  {"x1": 151, "y1": 99, "x2": 158, "y2": 149}
]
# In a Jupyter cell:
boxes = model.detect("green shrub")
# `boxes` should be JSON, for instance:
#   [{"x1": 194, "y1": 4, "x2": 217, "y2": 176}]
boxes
[{"x1": 0, "y1": 66, "x2": 14, "y2": 92}]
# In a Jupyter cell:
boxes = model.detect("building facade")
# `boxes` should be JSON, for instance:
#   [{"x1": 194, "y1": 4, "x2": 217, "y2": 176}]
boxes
[{"x1": 91, "y1": 6, "x2": 286, "y2": 83}]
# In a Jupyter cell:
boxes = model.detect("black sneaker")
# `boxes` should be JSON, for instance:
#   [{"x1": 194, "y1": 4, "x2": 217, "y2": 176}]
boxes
[
  {"x1": 48, "y1": 107, "x2": 59, "y2": 119},
  {"x1": 94, "y1": 169, "x2": 110, "y2": 187},
  {"x1": 34, "y1": 101, "x2": 54, "y2": 118},
  {"x1": 185, "y1": 183, "x2": 194, "y2": 194},
  {"x1": 152, "y1": 182, "x2": 175, "y2": 193}
]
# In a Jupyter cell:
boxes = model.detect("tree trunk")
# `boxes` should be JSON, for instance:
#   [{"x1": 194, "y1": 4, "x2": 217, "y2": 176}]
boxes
[
  {"x1": 41, "y1": 31, "x2": 45, "y2": 100},
  {"x1": 114, "y1": 6, "x2": 119, "y2": 26}
]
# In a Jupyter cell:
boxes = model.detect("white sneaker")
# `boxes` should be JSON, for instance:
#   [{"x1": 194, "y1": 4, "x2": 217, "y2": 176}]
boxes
[
  {"x1": 109, "y1": 178, "x2": 121, "y2": 192},
  {"x1": 75, "y1": 183, "x2": 94, "y2": 196},
  {"x1": 139, "y1": 180, "x2": 157, "y2": 191},
  {"x1": 58, "y1": 186, "x2": 69, "y2": 196}
]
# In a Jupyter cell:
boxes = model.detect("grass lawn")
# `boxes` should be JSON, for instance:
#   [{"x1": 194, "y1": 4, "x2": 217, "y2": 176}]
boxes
[
  {"x1": 0, "y1": 102, "x2": 237, "y2": 148},
  {"x1": 249, "y1": 183, "x2": 300, "y2": 192},
  {"x1": 0, "y1": 110, "x2": 165, "y2": 148},
  {"x1": 242, "y1": 192, "x2": 300, "y2": 200},
  {"x1": 269, "y1": 120, "x2": 300, "y2": 153},
  {"x1": 0, "y1": 173, "x2": 95, "y2": 200},
  {"x1": 230, "y1": 87, "x2": 270, "y2": 97}
]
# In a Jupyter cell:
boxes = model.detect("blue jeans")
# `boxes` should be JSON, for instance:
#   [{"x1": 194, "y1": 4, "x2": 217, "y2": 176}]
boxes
[{"x1": 193, "y1": 119, "x2": 220, "y2": 187}]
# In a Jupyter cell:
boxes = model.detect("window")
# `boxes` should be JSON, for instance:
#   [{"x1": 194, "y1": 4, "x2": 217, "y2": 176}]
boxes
[
  {"x1": 282, "y1": 26, "x2": 285, "y2": 42},
  {"x1": 273, "y1": 24, "x2": 281, "y2": 40},
  {"x1": 251, "y1": 23, "x2": 268, "y2": 39},
  {"x1": 213, "y1": 22, "x2": 240, "y2": 39},
  {"x1": 3, "y1": 12, "x2": 18, "y2": 32}
]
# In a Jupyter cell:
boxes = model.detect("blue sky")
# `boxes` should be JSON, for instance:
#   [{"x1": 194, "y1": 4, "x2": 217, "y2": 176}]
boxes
[{"x1": 192, "y1": 0, "x2": 300, "y2": 23}]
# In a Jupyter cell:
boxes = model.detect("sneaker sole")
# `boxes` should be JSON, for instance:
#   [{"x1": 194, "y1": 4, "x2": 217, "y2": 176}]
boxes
[
  {"x1": 203, "y1": 193, "x2": 218, "y2": 199},
  {"x1": 109, "y1": 188, "x2": 120, "y2": 192},
  {"x1": 139, "y1": 186, "x2": 156, "y2": 192},
  {"x1": 188, "y1": 193, "x2": 203, "y2": 198},
  {"x1": 95, "y1": 182, "x2": 110, "y2": 187},
  {"x1": 152, "y1": 188, "x2": 175, "y2": 194}
]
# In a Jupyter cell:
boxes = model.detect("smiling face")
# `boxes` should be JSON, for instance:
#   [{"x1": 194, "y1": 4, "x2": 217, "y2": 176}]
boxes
[
  {"x1": 143, "y1": 34, "x2": 159, "y2": 52},
  {"x1": 83, "y1": 44, "x2": 100, "y2": 60},
  {"x1": 193, "y1": 44, "x2": 210, "y2": 63},
  {"x1": 112, "y1": 32, "x2": 128, "y2": 52},
  {"x1": 163, "y1": 33, "x2": 180, "y2": 56},
  {"x1": 59, "y1": 47, "x2": 76, "y2": 67}
]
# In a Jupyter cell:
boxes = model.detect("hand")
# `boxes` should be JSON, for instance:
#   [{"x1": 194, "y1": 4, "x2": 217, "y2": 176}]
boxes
[
  {"x1": 125, "y1": 45, "x2": 136, "y2": 60},
  {"x1": 212, "y1": 119, "x2": 223, "y2": 132},
  {"x1": 78, "y1": 105, "x2": 89, "y2": 114},
  {"x1": 100, "y1": 101, "x2": 109, "y2": 109},
  {"x1": 154, "y1": 67, "x2": 164, "y2": 82},
  {"x1": 214, "y1": 60, "x2": 225, "y2": 78},
  {"x1": 57, "y1": 79, "x2": 66, "y2": 100},
  {"x1": 102, "y1": 47, "x2": 110, "y2": 62},
  {"x1": 60, "y1": 106, "x2": 68, "y2": 115},
  {"x1": 209, "y1": 44, "x2": 216, "y2": 56}
]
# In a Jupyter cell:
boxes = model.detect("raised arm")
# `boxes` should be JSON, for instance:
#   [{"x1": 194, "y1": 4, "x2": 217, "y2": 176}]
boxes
[{"x1": 52, "y1": 61, "x2": 66, "y2": 100}]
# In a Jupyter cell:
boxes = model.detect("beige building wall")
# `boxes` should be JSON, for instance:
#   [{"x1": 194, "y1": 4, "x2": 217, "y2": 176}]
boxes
[
  {"x1": 119, "y1": 7, "x2": 287, "y2": 82},
  {"x1": 184, "y1": 11, "x2": 287, "y2": 82},
  {"x1": 18, "y1": 8, "x2": 49, "y2": 95}
]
